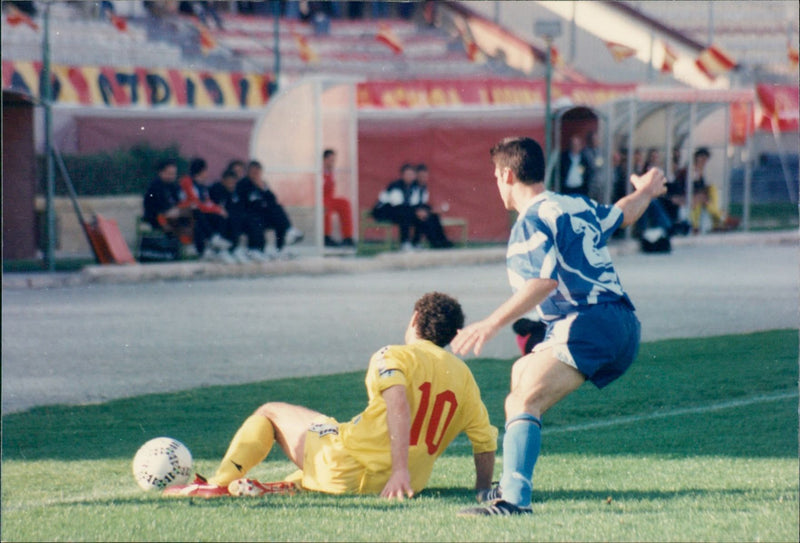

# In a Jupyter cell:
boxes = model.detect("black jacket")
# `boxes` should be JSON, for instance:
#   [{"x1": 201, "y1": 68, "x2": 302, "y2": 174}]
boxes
[
  {"x1": 236, "y1": 176, "x2": 279, "y2": 213},
  {"x1": 143, "y1": 178, "x2": 183, "y2": 229}
]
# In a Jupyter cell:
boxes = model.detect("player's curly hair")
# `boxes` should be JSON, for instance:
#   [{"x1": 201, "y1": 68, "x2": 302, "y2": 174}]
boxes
[{"x1": 414, "y1": 292, "x2": 465, "y2": 347}]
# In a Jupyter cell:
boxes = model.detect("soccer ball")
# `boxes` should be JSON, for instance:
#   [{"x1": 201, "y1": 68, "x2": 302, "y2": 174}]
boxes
[{"x1": 132, "y1": 437, "x2": 193, "y2": 491}]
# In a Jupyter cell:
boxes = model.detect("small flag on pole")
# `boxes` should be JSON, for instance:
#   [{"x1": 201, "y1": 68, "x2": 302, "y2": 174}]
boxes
[
  {"x1": 694, "y1": 44, "x2": 736, "y2": 80},
  {"x1": 376, "y1": 24, "x2": 404, "y2": 55},
  {"x1": 292, "y1": 32, "x2": 318, "y2": 63},
  {"x1": 788, "y1": 43, "x2": 799, "y2": 68},
  {"x1": 660, "y1": 42, "x2": 678, "y2": 74},
  {"x1": 605, "y1": 41, "x2": 637, "y2": 62},
  {"x1": 109, "y1": 13, "x2": 127, "y2": 32},
  {"x1": 197, "y1": 24, "x2": 217, "y2": 55},
  {"x1": 549, "y1": 44, "x2": 563, "y2": 67},
  {"x1": 5, "y1": 4, "x2": 38, "y2": 30}
]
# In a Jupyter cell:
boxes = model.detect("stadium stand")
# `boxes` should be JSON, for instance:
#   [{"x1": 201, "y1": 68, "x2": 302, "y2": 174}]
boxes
[
  {"x1": 1, "y1": 2, "x2": 525, "y2": 80},
  {"x1": 617, "y1": 0, "x2": 799, "y2": 82}
]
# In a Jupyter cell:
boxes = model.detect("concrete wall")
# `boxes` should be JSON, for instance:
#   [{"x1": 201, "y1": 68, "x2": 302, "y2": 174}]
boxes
[{"x1": 34, "y1": 195, "x2": 320, "y2": 258}]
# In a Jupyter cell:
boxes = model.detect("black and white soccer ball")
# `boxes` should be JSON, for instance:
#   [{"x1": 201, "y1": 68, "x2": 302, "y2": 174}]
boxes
[{"x1": 132, "y1": 437, "x2": 193, "y2": 491}]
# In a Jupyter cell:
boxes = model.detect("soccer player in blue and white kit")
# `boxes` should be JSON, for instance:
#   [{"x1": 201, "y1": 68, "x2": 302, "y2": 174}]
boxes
[{"x1": 453, "y1": 136, "x2": 667, "y2": 516}]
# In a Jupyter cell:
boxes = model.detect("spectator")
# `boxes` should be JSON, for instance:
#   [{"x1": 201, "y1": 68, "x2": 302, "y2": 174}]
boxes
[
  {"x1": 371, "y1": 163, "x2": 452, "y2": 251},
  {"x1": 236, "y1": 160, "x2": 304, "y2": 261},
  {"x1": 632, "y1": 147, "x2": 647, "y2": 176},
  {"x1": 179, "y1": 158, "x2": 234, "y2": 263},
  {"x1": 559, "y1": 135, "x2": 592, "y2": 196},
  {"x1": 414, "y1": 164, "x2": 452, "y2": 249},
  {"x1": 143, "y1": 158, "x2": 194, "y2": 253},
  {"x1": 226, "y1": 159, "x2": 246, "y2": 180},
  {"x1": 643, "y1": 147, "x2": 663, "y2": 172},
  {"x1": 209, "y1": 169, "x2": 250, "y2": 263},
  {"x1": 581, "y1": 131, "x2": 602, "y2": 198},
  {"x1": 671, "y1": 147, "x2": 725, "y2": 234},
  {"x1": 612, "y1": 149, "x2": 628, "y2": 202},
  {"x1": 322, "y1": 149, "x2": 355, "y2": 247}
]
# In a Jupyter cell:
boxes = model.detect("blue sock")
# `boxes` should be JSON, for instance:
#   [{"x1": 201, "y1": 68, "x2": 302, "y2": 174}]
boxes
[{"x1": 498, "y1": 413, "x2": 542, "y2": 507}]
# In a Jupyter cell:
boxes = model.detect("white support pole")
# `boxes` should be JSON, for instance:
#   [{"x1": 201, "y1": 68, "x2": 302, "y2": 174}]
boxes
[
  {"x1": 742, "y1": 101, "x2": 754, "y2": 231},
  {"x1": 603, "y1": 108, "x2": 613, "y2": 204},
  {"x1": 313, "y1": 81, "x2": 324, "y2": 255},
  {"x1": 625, "y1": 98, "x2": 636, "y2": 240},
  {"x1": 348, "y1": 84, "x2": 359, "y2": 242},
  {"x1": 722, "y1": 102, "x2": 731, "y2": 216},
  {"x1": 686, "y1": 102, "x2": 697, "y2": 228},
  {"x1": 665, "y1": 104, "x2": 674, "y2": 181}
]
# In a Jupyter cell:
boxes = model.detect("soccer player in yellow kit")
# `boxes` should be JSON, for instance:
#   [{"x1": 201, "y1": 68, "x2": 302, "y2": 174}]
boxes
[{"x1": 165, "y1": 292, "x2": 498, "y2": 499}]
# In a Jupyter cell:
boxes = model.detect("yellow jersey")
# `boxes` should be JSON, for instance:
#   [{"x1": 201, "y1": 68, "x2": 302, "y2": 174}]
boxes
[{"x1": 338, "y1": 339, "x2": 498, "y2": 493}]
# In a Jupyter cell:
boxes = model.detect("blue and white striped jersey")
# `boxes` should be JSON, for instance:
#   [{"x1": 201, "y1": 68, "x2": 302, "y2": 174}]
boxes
[{"x1": 506, "y1": 191, "x2": 632, "y2": 321}]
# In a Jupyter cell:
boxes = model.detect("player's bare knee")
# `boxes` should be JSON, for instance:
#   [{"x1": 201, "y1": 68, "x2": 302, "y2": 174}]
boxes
[
  {"x1": 505, "y1": 390, "x2": 543, "y2": 419},
  {"x1": 254, "y1": 402, "x2": 284, "y2": 419}
]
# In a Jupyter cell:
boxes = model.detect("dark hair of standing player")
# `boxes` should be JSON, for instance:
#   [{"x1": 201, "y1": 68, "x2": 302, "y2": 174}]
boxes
[
  {"x1": 489, "y1": 136, "x2": 545, "y2": 185},
  {"x1": 413, "y1": 292, "x2": 465, "y2": 347}
]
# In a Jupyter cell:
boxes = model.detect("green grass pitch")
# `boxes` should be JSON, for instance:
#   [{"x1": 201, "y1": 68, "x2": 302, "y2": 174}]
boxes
[{"x1": 2, "y1": 329, "x2": 798, "y2": 542}]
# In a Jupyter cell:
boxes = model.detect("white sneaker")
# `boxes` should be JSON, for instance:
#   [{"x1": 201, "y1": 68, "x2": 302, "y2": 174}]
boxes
[
  {"x1": 216, "y1": 250, "x2": 237, "y2": 264},
  {"x1": 201, "y1": 247, "x2": 217, "y2": 261},
  {"x1": 247, "y1": 249, "x2": 271, "y2": 262},
  {"x1": 285, "y1": 227, "x2": 304, "y2": 246},
  {"x1": 274, "y1": 248, "x2": 296, "y2": 261},
  {"x1": 232, "y1": 246, "x2": 250, "y2": 264},
  {"x1": 401, "y1": 242, "x2": 415, "y2": 252},
  {"x1": 183, "y1": 244, "x2": 199, "y2": 258},
  {"x1": 209, "y1": 234, "x2": 232, "y2": 251}
]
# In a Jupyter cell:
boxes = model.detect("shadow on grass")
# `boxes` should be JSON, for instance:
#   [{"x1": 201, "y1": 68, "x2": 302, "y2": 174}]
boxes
[{"x1": 43, "y1": 485, "x2": 783, "y2": 514}]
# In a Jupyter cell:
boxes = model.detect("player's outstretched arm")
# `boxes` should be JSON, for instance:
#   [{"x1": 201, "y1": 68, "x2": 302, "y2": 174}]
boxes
[
  {"x1": 473, "y1": 450, "x2": 495, "y2": 495},
  {"x1": 615, "y1": 167, "x2": 668, "y2": 227},
  {"x1": 380, "y1": 385, "x2": 414, "y2": 500},
  {"x1": 452, "y1": 278, "x2": 557, "y2": 356}
]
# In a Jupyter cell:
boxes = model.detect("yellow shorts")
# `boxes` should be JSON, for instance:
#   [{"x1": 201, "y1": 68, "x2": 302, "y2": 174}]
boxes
[{"x1": 295, "y1": 416, "x2": 386, "y2": 495}]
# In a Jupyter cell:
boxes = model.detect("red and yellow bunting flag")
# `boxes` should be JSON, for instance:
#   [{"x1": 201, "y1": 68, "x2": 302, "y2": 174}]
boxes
[
  {"x1": 694, "y1": 44, "x2": 736, "y2": 80},
  {"x1": 109, "y1": 13, "x2": 127, "y2": 32},
  {"x1": 376, "y1": 24, "x2": 403, "y2": 55},
  {"x1": 5, "y1": 4, "x2": 38, "y2": 30},
  {"x1": 292, "y1": 32, "x2": 318, "y2": 63},
  {"x1": 605, "y1": 41, "x2": 637, "y2": 62},
  {"x1": 660, "y1": 42, "x2": 678, "y2": 74}
]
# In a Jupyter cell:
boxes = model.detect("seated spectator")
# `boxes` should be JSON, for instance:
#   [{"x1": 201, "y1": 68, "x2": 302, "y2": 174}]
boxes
[
  {"x1": 371, "y1": 163, "x2": 452, "y2": 251},
  {"x1": 236, "y1": 160, "x2": 304, "y2": 261},
  {"x1": 226, "y1": 159, "x2": 246, "y2": 181},
  {"x1": 143, "y1": 158, "x2": 194, "y2": 252},
  {"x1": 669, "y1": 147, "x2": 732, "y2": 234},
  {"x1": 180, "y1": 158, "x2": 234, "y2": 263},
  {"x1": 209, "y1": 169, "x2": 250, "y2": 263},
  {"x1": 414, "y1": 164, "x2": 452, "y2": 248},
  {"x1": 559, "y1": 135, "x2": 592, "y2": 196},
  {"x1": 322, "y1": 149, "x2": 354, "y2": 247}
]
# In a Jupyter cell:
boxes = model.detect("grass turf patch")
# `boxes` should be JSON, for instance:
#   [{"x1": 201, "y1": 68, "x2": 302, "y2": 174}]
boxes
[{"x1": 2, "y1": 330, "x2": 798, "y2": 541}]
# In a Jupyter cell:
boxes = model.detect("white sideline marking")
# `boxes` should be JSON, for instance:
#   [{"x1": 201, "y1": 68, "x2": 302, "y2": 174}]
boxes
[
  {"x1": 542, "y1": 390, "x2": 799, "y2": 435},
  {"x1": 446, "y1": 390, "x2": 798, "y2": 448},
  {"x1": 4, "y1": 488, "x2": 144, "y2": 512}
]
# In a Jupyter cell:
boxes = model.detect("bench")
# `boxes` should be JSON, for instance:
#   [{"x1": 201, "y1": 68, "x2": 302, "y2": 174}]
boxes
[{"x1": 359, "y1": 210, "x2": 468, "y2": 251}]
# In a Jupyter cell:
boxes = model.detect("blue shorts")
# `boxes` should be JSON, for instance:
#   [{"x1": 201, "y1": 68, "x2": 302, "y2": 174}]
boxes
[{"x1": 532, "y1": 302, "x2": 641, "y2": 388}]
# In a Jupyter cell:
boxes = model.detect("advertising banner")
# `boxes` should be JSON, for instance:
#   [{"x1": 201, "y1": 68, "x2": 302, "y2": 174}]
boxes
[{"x1": 1, "y1": 60, "x2": 272, "y2": 109}]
